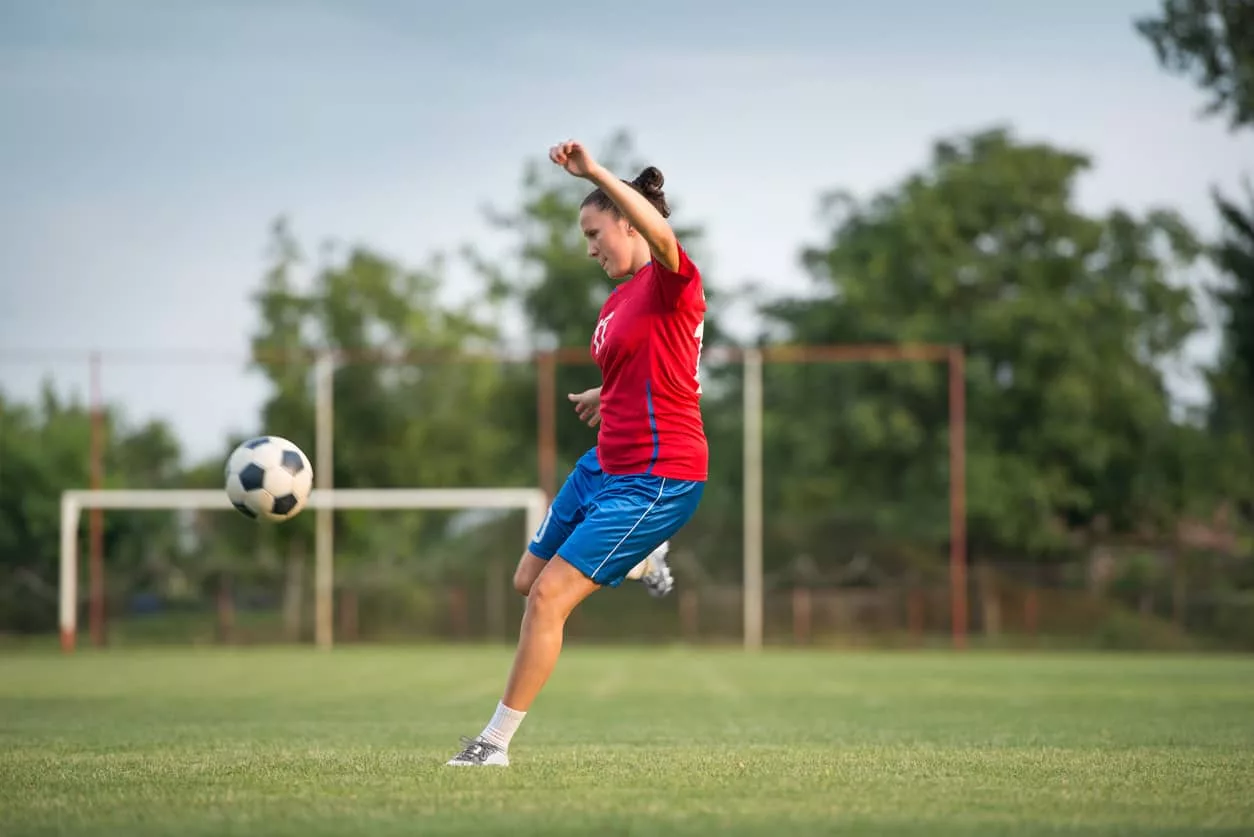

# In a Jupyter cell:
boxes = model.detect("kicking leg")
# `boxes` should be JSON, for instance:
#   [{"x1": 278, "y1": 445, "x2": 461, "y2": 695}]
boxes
[
  {"x1": 513, "y1": 550, "x2": 547, "y2": 596},
  {"x1": 447, "y1": 557, "x2": 598, "y2": 767},
  {"x1": 520, "y1": 544, "x2": 669, "y2": 598},
  {"x1": 624, "y1": 540, "x2": 674, "y2": 597}
]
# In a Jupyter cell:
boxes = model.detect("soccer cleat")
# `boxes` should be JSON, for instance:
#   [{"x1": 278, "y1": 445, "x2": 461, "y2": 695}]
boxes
[
  {"x1": 639, "y1": 541, "x2": 674, "y2": 598},
  {"x1": 446, "y1": 736, "x2": 510, "y2": 767}
]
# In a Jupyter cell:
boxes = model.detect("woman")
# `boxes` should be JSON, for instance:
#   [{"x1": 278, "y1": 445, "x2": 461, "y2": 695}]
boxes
[{"x1": 448, "y1": 140, "x2": 709, "y2": 767}]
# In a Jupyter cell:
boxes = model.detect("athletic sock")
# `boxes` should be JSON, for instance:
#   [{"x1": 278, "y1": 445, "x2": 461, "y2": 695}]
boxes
[
  {"x1": 625, "y1": 557, "x2": 649, "y2": 581},
  {"x1": 479, "y1": 701, "x2": 526, "y2": 750}
]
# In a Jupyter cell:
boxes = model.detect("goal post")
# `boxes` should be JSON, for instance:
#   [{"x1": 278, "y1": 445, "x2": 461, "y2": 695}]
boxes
[
  {"x1": 58, "y1": 487, "x2": 549, "y2": 653},
  {"x1": 736, "y1": 344, "x2": 967, "y2": 651}
]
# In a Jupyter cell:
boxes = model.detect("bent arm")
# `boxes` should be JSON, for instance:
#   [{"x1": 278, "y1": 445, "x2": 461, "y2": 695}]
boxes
[{"x1": 585, "y1": 168, "x2": 680, "y2": 272}]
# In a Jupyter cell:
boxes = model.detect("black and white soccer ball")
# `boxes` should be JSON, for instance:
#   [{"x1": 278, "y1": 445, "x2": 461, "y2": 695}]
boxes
[{"x1": 224, "y1": 436, "x2": 314, "y2": 522}]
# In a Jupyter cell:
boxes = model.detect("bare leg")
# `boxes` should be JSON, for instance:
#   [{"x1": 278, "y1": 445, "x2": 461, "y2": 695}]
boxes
[
  {"x1": 447, "y1": 556, "x2": 599, "y2": 766},
  {"x1": 502, "y1": 556, "x2": 599, "y2": 712},
  {"x1": 512, "y1": 550, "x2": 548, "y2": 596}
]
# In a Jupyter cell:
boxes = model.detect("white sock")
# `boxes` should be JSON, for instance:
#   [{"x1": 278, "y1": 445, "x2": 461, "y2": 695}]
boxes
[{"x1": 479, "y1": 701, "x2": 526, "y2": 750}]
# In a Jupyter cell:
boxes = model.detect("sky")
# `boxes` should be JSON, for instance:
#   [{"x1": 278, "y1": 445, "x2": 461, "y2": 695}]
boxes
[{"x1": 0, "y1": 0, "x2": 1249, "y2": 463}]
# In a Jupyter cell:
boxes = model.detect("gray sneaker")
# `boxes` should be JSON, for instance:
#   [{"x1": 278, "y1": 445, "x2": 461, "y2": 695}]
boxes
[
  {"x1": 640, "y1": 541, "x2": 674, "y2": 598},
  {"x1": 446, "y1": 736, "x2": 509, "y2": 767}
]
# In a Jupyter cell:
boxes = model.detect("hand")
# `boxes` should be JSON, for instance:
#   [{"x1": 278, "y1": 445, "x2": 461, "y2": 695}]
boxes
[
  {"x1": 549, "y1": 140, "x2": 604, "y2": 180},
  {"x1": 568, "y1": 387, "x2": 601, "y2": 427}
]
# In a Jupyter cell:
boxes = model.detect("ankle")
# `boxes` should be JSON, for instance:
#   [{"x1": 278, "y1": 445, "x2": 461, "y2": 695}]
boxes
[{"x1": 479, "y1": 701, "x2": 527, "y2": 750}]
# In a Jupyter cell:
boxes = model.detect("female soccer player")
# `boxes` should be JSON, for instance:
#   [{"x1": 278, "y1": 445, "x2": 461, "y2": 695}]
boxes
[{"x1": 447, "y1": 140, "x2": 709, "y2": 767}]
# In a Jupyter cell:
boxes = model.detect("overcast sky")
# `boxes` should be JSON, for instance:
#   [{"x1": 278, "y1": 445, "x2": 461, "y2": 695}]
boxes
[{"x1": 1, "y1": 0, "x2": 1249, "y2": 462}]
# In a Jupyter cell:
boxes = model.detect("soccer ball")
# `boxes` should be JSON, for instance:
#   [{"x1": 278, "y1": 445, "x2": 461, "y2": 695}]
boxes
[{"x1": 224, "y1": 436, "x2": 314, "y2": 522}]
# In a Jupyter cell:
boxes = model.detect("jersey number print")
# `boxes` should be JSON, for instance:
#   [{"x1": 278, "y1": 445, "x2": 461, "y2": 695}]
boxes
[{"x1": 593, "y1": 312, "x2": 615, "y2": 358}]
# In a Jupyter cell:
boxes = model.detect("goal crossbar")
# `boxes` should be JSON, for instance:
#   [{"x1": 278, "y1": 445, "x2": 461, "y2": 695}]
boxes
[{"x1": 59, "y1": 487, "x2": 549, "y2": 652}]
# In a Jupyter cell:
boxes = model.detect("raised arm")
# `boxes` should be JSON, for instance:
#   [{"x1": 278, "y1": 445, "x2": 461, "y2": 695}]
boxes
[{"x1": 549, "y1": 141, "x2": 681, "y2": 273}]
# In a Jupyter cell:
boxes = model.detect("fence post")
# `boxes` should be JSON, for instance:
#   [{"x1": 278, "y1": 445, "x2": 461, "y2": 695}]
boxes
[
  {"x1": 743, "y1": 348, "x2": 764, "y2": 651},
  {"x1": 948, "y1": 346, "x2": 968, "y2": 649},
  {"x1": 314, "y1": 350, "x2": 335, "y2": 650},
  {"x1": 536, "y1": 351, "x2": 557, "y2": 501}
]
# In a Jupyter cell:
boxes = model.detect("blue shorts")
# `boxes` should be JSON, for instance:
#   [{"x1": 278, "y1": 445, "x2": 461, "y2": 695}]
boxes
[{"x1": 529, "y1": 447, "x2": 704, "y2": 587}]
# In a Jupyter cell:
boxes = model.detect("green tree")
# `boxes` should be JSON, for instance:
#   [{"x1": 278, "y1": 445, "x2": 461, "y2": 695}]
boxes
[
  {"x1": 1136, "y1": 0, "x2": 1254, "y2": 519},
  {"x1": 1205, "y1": 187, "x2": 1254, "y2": 505},
  {"x1": 1135, "y1": 0, "x2": 1254, "y2": 130},
  {"x1": 204, "y1": 220, "x2": 523, "y2": 631},
  {"x1": 760, "y1": 127, "x2": 1205, "y2": 571},
  {"x1": 0, "y1": 384, "x2": 185, "y2": 633}
]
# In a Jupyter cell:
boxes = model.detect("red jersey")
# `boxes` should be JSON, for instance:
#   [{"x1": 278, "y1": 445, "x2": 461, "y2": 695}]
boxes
[{"x1": 591, "y1": 244, "x2": 708, "y2": 481}]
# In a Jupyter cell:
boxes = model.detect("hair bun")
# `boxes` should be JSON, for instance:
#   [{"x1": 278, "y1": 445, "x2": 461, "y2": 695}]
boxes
[
  {"x1": 629, "y1": 166, "x2": 670, "y2": 217},
  {"x1": 632, "y1": 166, "x2": 665, "y2": 195}
]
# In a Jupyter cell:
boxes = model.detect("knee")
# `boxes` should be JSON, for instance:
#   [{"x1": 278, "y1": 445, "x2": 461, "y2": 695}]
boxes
[{"x1": 525, "y1": 573, "x2": 568, "y2": 621}]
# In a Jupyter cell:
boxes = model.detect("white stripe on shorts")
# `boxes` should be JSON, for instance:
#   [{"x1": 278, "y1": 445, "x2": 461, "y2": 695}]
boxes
[{"x1": 590, "y1": 478, "x2": 667, "y2": 582}]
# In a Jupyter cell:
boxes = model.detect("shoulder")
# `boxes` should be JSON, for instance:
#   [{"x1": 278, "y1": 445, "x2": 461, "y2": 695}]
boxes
[
  {"x1": 659, "y1": 243, "x2": 700, "y2": 280},
  {"x1": 641, "y1": 244, "x2": 701, "y2": 288},
  {"x1": 646, "y1": 242, "x2": 703, "y2": 309}
]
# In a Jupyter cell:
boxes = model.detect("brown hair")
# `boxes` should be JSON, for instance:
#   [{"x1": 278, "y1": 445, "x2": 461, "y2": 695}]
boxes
[{"x1": 580, "y1": 166, "x2": 670, "y2": 219}]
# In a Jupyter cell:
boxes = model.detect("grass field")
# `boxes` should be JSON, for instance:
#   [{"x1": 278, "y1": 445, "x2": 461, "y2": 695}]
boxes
[{"x1": 1, "y1": 645, "x2": 1252, "y2": 836}]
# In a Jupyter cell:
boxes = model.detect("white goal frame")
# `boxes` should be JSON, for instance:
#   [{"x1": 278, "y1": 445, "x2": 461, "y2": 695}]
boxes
[{"x1": 59, "y1": 487, "x2": 549, "y2": 653}]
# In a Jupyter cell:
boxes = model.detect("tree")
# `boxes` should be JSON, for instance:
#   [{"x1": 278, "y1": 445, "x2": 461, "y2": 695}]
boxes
[
  {"x1": 1203, "y1": 186, "x2": 1254, "y2": 511},
  {"x1": 0, "y1": 384, "x2": 185, "y2": 633},
  {"x1": 185, "y1": 219, "x2": 524, "y2": 639},
  {"x1": 1135, "y1": 0, "x2": 1254, "y2": 130},
  {"x1": 1210, "y1": 187, "x2": 1254, "y2": 415},
  {"x1": 761, "y1": 127, "x2": 1206, "y2": 570},
  {"x1": 1136, "y1": 0, "x2": 1254, "y2": 518}
]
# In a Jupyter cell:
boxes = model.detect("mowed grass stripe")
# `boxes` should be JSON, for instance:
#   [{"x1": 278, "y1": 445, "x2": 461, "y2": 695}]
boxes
[{"x1": 0, "y1": 647, "x2": 1250, "y2": 836}]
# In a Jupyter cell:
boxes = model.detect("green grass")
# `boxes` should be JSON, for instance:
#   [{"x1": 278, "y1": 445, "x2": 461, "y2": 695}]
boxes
[{"x1": 1, "y1": 646, "x2": 1252, "y2": 835}]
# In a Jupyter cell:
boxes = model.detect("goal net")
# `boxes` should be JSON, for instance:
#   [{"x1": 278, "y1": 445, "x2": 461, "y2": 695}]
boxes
[{"x1": 59, "y1": 487, "x2": 549, "y2": 652}]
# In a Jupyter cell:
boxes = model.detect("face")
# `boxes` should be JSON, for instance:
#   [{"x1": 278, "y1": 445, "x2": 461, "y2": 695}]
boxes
[{"x1": 579, "y1": 204, "x2": 643, "y2": 280}]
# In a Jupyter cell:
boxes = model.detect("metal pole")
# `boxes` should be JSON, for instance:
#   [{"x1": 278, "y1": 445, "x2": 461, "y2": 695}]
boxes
[
  {"x1": 88, "y1": 351, "x2": 105, "y2": 647},
  {"x1": 314, "y1": 351, "x2": 335, "y2": 650},
  {"x1": 536, "y1": 351, "x2": 557, "y2": 500},
  {"x1": 948, "y1": 347, "x2": 968, "y2": 650},
  {"x1": 742, "y1": 348, "x2": 764, "y2": 650},
  {"x1": 60, "y1": 494, "x2": 80, "y2": 653}
]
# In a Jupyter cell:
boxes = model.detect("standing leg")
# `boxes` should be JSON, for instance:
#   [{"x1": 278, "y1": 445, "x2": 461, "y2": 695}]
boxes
[
  {"x1": 446, "y1": 557, "x2": 599, "y2": 767},
  {"x1": 502, "y1": 557, "x2": 600, "y2": 710},
  {"x1": 446, "y1": 475, "x2": 702, "y2": 767}
]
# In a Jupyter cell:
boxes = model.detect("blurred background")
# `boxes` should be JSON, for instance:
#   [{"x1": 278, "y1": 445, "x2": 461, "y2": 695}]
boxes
[{"x1": 2, "y1": 0, "x2": 1252, "y2": 652}]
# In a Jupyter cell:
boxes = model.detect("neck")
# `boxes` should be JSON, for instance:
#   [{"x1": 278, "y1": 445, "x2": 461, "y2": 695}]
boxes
[{"x1": 628, "y1": 252, "x2": 652, "y2": 275}]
